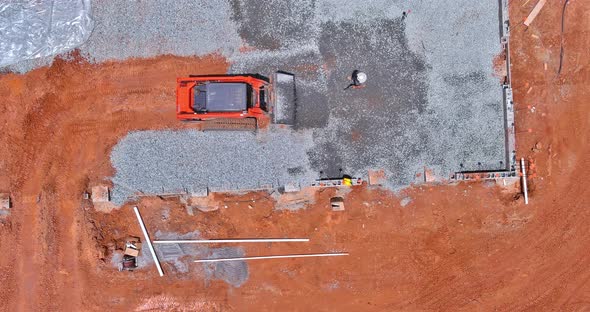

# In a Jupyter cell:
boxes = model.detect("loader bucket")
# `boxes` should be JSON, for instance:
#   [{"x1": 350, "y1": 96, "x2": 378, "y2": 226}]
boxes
[{"x1": 272, "y1": 71, "x2": 297, "y2": 125}]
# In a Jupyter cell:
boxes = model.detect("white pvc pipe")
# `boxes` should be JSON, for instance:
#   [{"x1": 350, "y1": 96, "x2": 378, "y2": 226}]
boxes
[
  {"x1": 153, "y1": 238, "x2": 309, "y2": 244},
  {"x1": 134, "y1": 206, "x2": 164, "y2": 277},
  {"x1": 194, "y1": 252, "x2": 349, "y2": 263},
  {"x1": 521, "y1": 158, "x2": 529, "y2": 205}
]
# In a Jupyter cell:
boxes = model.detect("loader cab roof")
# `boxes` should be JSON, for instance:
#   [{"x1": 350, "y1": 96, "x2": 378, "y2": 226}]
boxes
[{"x1": 193, "y1": 82, "x2": 249, "y2": 113}]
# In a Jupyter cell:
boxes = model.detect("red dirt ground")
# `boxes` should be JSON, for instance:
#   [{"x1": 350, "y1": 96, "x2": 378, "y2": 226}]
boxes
[{"x1": 0, "y1": 1, "x2": 589, "y2": 311}]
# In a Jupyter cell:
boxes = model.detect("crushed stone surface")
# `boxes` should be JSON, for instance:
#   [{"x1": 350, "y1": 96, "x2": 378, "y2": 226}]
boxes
[
  {"x1": 7, "y1": 0, "x2": 507, "y2": 199},
  {"x1": 110, "y1": 128, "x2": 317, "y2": 205},
  {"x1": 203, "y1": 247, "x2": 249, "y2": 288}
]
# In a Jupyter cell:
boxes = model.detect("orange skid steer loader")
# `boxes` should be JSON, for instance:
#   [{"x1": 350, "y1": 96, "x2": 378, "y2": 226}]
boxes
[{"x1": 176, "y1": 72, "x2": 296, "y2": 130}]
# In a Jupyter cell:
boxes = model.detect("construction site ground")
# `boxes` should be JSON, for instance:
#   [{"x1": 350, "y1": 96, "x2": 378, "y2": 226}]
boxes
[
  {"x1": 0, "y1": 0, "x2": 589, "y2": 311},
  {"x1": 11, "y1": 0, "x2": 509, "y2": 197}
]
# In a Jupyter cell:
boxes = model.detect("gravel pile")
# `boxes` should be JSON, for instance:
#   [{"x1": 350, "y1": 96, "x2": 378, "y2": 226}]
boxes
[
  {"x1": 78, "y1": 0, "x2": 242, "y2": 62},
  {"x1": 110, "y1": 128, "x2": 317, "y2": 205},
  {"x1": 229, "y1": 0, "x2": 505, "y2": 187},
  {"x1": 404, "y1": 0, "x2": 507, "y2": 173},
  {"x1": 306, "y1": 18, "x2": 430, "y2": 181}
]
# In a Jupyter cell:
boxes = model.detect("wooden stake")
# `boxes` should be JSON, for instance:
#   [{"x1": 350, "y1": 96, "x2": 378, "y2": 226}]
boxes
[{"x1": 524, "y1": 0, "x2": 547, "y2": 26}]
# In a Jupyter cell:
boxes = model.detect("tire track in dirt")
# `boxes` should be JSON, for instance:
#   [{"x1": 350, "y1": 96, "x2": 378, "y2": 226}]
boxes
[
  {"x1": 12, "y1": 92, "x2": 64, "y2": 311},
  {"x1": 0, "y1": 53, "x2": 229, "y2": 311}
]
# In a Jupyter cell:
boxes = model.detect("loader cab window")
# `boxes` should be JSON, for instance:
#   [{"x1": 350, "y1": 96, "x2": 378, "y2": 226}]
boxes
[
  {"x1": 193, "y1": 84, "x2": 208, "y2": 112},
  {"x1": 247, "y1": 84, "x2": 254, "y2": 109},
  {"x1": 193, "y1": 82, "x2": 249, "y2": 113},
  {"x1": 259, "y1": 87, "x2": 268, "y2": 111}
]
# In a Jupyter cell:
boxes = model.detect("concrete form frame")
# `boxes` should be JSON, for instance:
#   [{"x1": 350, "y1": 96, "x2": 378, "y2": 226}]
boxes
[
  {"x1": 453, "y1": 0, "x2": 517, "y2": 182},
  {"x1": 110, "y1": 0, "x2": 518, "y2": 199}
]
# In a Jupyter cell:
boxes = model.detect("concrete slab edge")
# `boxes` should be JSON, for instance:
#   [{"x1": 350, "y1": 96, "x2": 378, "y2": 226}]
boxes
[{"x1": 453, "y1": 0, "x2": 517, "y2": 182}]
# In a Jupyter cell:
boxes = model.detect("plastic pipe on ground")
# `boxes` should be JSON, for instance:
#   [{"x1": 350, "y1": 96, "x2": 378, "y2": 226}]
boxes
[
  {"x1": 133, "y1": 206, "x2": 164, "y2": 276},
  {"x1": 521, "y1": 158, "x2": 529, "y2": 205},
  {"x1": 153, "y1": 238, "x2": 309, "y2": 244},
  {"x1": 194, "y1": 252, "x2": 349, "y2": 263}
]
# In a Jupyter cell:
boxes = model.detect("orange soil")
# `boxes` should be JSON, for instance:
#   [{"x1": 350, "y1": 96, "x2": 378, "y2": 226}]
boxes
[
  {"x1": 0, "y1": 1, "x2": 589, "y2": 311},
  {"x1": 0, "y1": 53, "x2": 229, "y2": 311}
]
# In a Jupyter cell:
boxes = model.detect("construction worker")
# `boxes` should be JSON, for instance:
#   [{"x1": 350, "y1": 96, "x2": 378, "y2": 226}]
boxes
[{"x1": 344, "y1": 70, "x2": 367, "y2": 90}]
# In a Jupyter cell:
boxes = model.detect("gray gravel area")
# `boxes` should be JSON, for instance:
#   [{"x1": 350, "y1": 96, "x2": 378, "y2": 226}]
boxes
[
  {"x1": 5, "y1": 0, "x2": 508, "y2": 199},
  {"x1": 110, "y1": 128, "x2": 317, "y2": 205},
  {"x1": 79, "y1": 1, "x2": 241, "y2": 62},
  {"x1": 405, "y1": 1, "x2": 507, "y2": 174},
  {"x1": 202, "y1": 247, "x2": 249, "y2": 288},
  {"x1": 6, "y1": 0, "x2": 243, "y2": 72},
  {"x1": 228, "y1": 0, "x2": 506, "y2": 185},
  {"x1": 122, "y1": 230, "x2": 248, "y2": 286}
]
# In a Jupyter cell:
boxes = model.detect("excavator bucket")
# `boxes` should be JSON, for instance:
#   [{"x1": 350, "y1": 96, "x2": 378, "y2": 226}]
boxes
[{"x1": 272, "y1": 71, "x2": 297, "y2": 125}]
